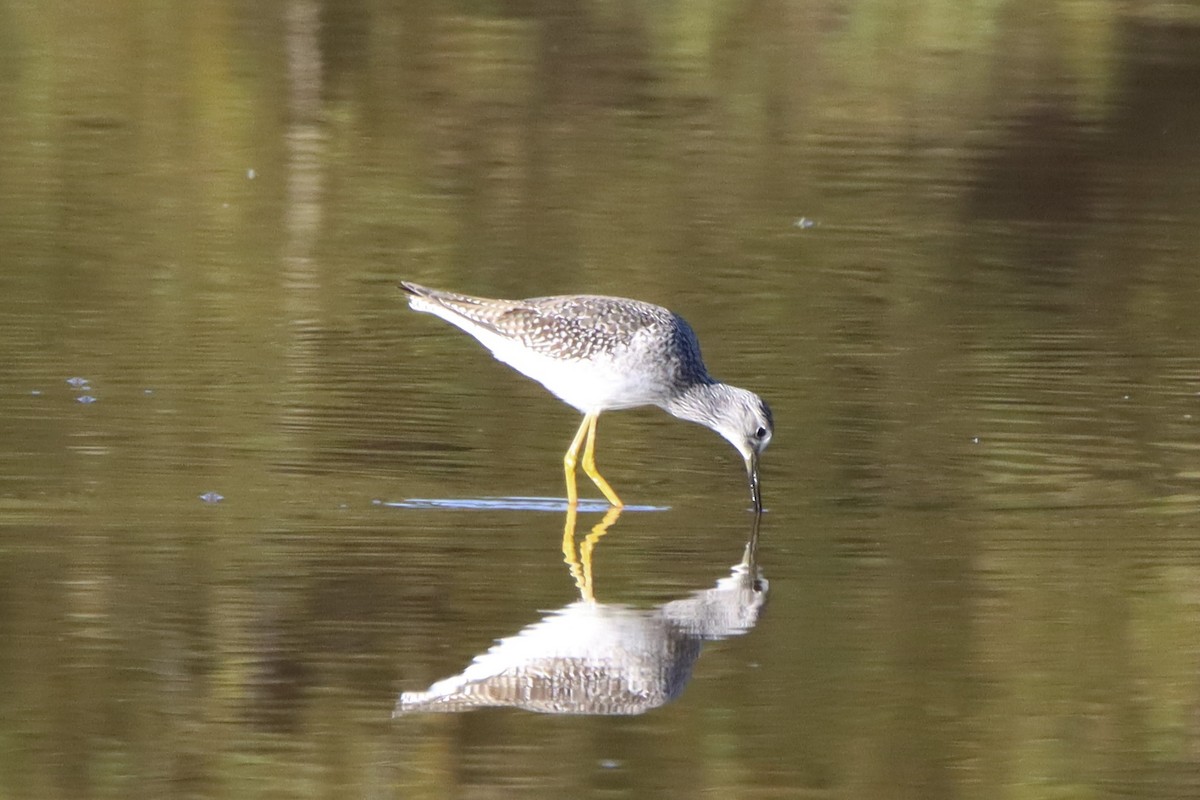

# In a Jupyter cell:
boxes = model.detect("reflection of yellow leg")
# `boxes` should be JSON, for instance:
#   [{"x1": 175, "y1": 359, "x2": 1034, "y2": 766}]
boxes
[
  {"x1": 562, "y1": 504, "x2": 585, "y2": 594},
  {"x1": 563, "y1": 415, "x2": 592, "y2": 506},
  {"x1": 579, "y1": 506, "x2": 622, "y2": 598},
  {"x1": 562, "y1": 505, "x2": 622, "y2": 602},
  {"x1": 581, "y1": 414, "x2": 624, "y2": 507}
]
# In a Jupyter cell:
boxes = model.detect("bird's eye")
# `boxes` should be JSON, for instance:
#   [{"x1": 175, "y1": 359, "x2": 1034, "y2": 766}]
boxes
[{"x1": 754, "y1": 426, "x2": 768, "y2": 439}]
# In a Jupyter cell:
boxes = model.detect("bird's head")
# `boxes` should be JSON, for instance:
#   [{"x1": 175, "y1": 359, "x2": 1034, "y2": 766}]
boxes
[{"x1": 705, "y1": 385, "x2": 772, "y2": 511}]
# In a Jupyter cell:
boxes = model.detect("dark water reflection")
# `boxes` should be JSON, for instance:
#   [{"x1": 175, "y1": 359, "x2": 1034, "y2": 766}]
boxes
[
  {"x1": 3, "y1": 2, "x2": 1200, "y2": 799},
  {"x1": 396, "y1": 509, "x2": 766, "y2": 715}
]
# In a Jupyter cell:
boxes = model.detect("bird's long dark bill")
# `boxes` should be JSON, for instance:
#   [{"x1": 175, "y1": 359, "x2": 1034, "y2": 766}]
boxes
[{"x1": 745, "y1": 453, "x2": 763, "y2": 513}]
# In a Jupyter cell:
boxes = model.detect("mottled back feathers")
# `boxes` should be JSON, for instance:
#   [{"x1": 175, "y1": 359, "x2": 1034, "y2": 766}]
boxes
[{"x1": 401, "y1": 282, "x2": 711, "y2": 386}]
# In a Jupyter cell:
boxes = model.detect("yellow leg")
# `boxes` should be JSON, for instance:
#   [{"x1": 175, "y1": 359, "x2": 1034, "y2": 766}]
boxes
[
  {"x1": 563, "y1": 414, "x2": 592, "y2": 506},
  {"x1": 581, "y1": 413, "x2": 624, "y2": 507}
]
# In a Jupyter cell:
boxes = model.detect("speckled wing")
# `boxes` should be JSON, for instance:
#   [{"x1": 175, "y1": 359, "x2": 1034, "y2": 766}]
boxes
[
  {"x1": 511, "y1": 295, "x2": 677, "y2": 361},
  {"x1": 402, "y1": 282, "x2": 711, "y2": 385},
  {"x1": 414, "y1": 288, "x2": 665, "y2": 358}
]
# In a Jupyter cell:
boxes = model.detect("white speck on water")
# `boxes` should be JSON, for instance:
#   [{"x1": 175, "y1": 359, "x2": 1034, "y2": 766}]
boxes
[
  {"x1": 31, "y1": 390, "x2": 41, "y2": 396},
  {"x1": 971, "y1": 436, "x2": 980, "y2": 444},
  {"x1": 199, "y1": 492, "x2": 224, "y2": 503},
  {"x1": 247, "y1": 168, "x2": 256, "y2": 179},
  {"x1": 66, "y1": 377, "x2": 88, "y2": 387},
  {"x1": 793, "y1": 217, "x2": 818, "y2": 229},
  {"x1": 76, "y1": 395, "x2": 97, "y2": 404},
  {"x1": 599, "y1": 760, "x2": 620, "y2": 770},
  {"x1": 144, "y1": 389, "x2": 154, "y2": 395}
]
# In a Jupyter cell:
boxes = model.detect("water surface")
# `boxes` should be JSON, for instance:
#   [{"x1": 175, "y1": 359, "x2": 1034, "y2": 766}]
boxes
[{"x1": 3, "y1": 2, "x2": 1200, "y2": 798}]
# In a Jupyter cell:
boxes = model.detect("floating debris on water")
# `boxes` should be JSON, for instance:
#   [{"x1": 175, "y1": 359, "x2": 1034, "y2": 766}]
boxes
[
  {"x1": 199, "y1": 492, "x2": 224, "y2": 503},
  {"x1": 66, "y1": 377, "x2": 89, "y2": 387},
  {"x1": 793, "y1": 217, "x2": 818, "y2": 229},
  {"x1": 76, "y1": 395, "x2": 97, "y2": 404}
]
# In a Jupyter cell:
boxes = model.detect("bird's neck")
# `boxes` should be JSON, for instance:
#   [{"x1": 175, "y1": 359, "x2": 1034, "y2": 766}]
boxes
[{"x1": 663, "y1": 379, "x2": 725, "y2": 428}]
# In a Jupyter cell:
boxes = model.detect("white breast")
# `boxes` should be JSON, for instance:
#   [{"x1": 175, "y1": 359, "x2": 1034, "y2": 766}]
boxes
[{"x1": 485, "y1": 335, "x2": 666, "y2": 413}]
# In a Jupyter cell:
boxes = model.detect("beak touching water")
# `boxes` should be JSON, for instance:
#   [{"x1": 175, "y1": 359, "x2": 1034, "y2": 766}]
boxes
[{"x1": 745, "y1": 452, "x2": 763, "y2": 514}]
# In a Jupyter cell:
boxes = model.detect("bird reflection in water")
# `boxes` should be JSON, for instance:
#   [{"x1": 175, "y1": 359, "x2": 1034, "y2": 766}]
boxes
[{"x1": 394, "y1": 510, "x2": 767, "y2": 716}]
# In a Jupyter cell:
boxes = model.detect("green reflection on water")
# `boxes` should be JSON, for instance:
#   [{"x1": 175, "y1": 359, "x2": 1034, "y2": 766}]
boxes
[{"x1": 2, "y1": 1, "x2": 1200, "y2": 798}]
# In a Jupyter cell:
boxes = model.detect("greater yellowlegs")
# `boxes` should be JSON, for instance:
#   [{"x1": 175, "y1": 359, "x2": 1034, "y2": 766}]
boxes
[{"x1": 400, "y1": 281, "x2": 773, "y2": 510}]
